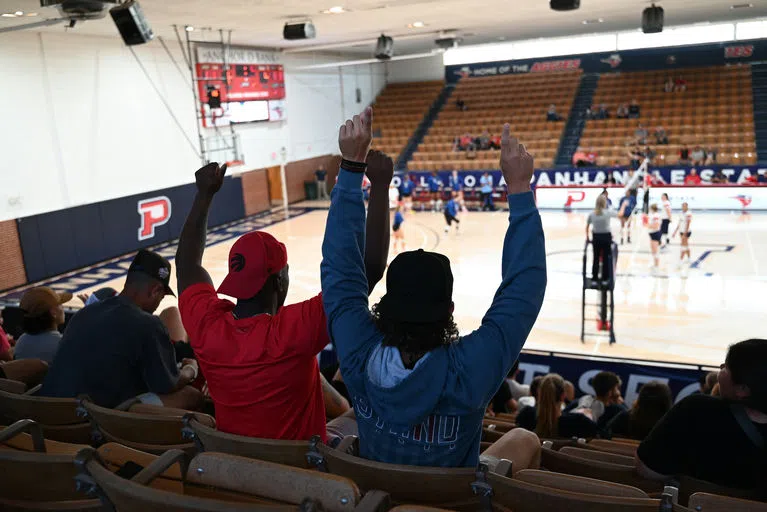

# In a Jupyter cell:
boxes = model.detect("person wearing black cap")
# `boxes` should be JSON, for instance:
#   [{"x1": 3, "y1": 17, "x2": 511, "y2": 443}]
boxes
[
  {"x1": 39, "y1": 249, "x2": 201, "y2": 410},
  {"x1": 322, "y1": 111, "x2": 547, "y2": 469}
]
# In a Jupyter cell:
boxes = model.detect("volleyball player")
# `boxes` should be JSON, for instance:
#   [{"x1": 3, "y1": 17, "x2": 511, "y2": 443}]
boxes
[
  {"x1": 388, "y1": 180, "x2": 400, "y2": 209},
  {"x1": 660, "y1": 193, "x2": 672, "y2": 249},
  {"x1": 617, "y1": 189, "x2": 636, "y2": 245},
  {"x1": 428, "y1": 171, "x2": 444, "y2": 212},
  {"x1": 444, "y1": 192, "x2": 460, "y2": 234},
  {"x1": 392, "y1": 205, "x2": 405, "y2": 253},
  {"x1": 648, "y1": 204, "x2": 662, "y2": 271},
  {"x1": 398, "y1": 172, "x2": 414, "y2": 212},
  {"x1": 448, "y1": 169, "x2": 467, "y2": 212},
  {"x1": 672, "y1": 202, "x2": 693, "y2": 266}
]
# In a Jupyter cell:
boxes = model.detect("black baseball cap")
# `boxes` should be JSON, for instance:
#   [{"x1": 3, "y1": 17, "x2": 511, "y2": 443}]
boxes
[
  {"x1": 377, "y1": 249, "x2": 453, "y2": 323},
  {"x1": 128, "y1": 249, "x2": 175, "y2": 296}
]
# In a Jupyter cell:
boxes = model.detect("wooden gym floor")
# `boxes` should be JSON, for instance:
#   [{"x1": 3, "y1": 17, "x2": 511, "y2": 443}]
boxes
[{"x1": 17, "y1": 204, "x2": 767, "y2": 368}]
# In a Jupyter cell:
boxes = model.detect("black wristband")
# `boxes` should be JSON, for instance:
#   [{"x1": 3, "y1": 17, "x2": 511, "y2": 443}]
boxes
[{"x1": 341, "y1": 158, "x2": 367, "y2": 173}]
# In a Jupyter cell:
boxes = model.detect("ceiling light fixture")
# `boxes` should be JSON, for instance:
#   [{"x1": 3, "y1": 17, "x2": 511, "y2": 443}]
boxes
[
  {"x1": 26, "y1": 12, "x2": 38, "y2": 16},
  {"x1": 730, "y1": 3, "x2": 753, "y2": 9},
  {"x1": 322, "y1": 6, "x2": 346, "y2": 14},
  {"x1": 408, "y1": 21, "x2": 425, "y2": 28},
  {"x1": 14, "y1": 11, "x2": 23, "y2": 16},
  {"x1": 582, "y1": 18, "x2": 604, "y2": 25},
  {"x1": 185, "y1": 25, "x2": 194, "y2": 32},
  {"x1": 1, "y1": 13, "x2": 16, "y2": 17}
]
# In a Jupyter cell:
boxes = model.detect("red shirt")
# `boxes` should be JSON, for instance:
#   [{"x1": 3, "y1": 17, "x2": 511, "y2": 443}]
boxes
[
  {"x1": 179, "y1": 283, "x2": 329, "y2": 441},
  {"x1": 0, "y1": 326, "x2": 10, "y2": 356},
  {"x1": 684, "y1": 175, "x2": 702, "y2": 185}
]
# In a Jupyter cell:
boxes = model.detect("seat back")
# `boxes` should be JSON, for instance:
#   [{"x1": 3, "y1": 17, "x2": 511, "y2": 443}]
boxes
[
  {"x1": 81, "y1": 398, "x2": 214, "y2": 454},
  {"x1": 76, "y1": 448, "x2": 285, "y2": 512},
  {"x1": 0, "y1": 389, "x2": 91, "y2": 443},
  {"x1": 560, "y1": 446, "x2": 635, "y2": 466},
  {"x1": 183, "y1": 415, "x2": 312, "y2": 468},
  {"x1": 688, "y1": 492, "x2": 767, "y2": 512},
  {"x1": 0, "y1": 420, "x2": 96, "y2": 505},
  {"x1": 514, "y1": 469, "x2": 648, "y2": 498},
  {"x1": 540, "y1": 445, "x2": 663, "y2": 494},
  {"x1": 677, "y1": 475, "x2": 765, "y2": 505},
  {"x1": 187, "y1": 452, "x2": 363, "y2": 512},
  {"x1": 0, "y1": 377, "x2": 28, "y2": 394},
  {"x1": 317, "y1": 442, "x2": 482, "y2": 508},
  {"x1": 587, "y1": 439, "x2": 638, "y2": 457},
  {"x1": 488, "y1": 473, "x2": 661, "y2": 512}
]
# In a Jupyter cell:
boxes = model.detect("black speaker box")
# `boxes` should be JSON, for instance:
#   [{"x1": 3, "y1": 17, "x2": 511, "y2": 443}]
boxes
[
  {"x1": 283, "y1": 22, "x2": 316, "y2": 40},
  {"x1": 642, "y1": 5, "x2": 664, "y2": 34},
  {"x1": 110, "y1": 0, "x2": 153, "y2": 46},
  {"x1": 550, "y1": 0, "x2": 580, "y2": 11}
]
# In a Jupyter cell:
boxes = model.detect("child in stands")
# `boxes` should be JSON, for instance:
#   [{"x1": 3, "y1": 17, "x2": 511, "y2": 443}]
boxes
[{"x1": 444, "y1": 193, "x2": 460, "y2": 234}]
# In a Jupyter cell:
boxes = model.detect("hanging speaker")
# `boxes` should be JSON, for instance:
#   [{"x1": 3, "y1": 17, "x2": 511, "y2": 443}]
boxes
[
  {"x1": 374, "y1": 34, "x2": 393, "y2": 60},
  {"x1": 110, "y1": 0, "x2": 153, "y2": 45},
  {"x1": 283, "y1": 21, "x2": 316, "y2": 40},
  {"x1": 642, "y1": 4, "x2": 664, "y2": 34},
  {"x1": 550, "y1": 0, "x2": 580, "y2": 11}
]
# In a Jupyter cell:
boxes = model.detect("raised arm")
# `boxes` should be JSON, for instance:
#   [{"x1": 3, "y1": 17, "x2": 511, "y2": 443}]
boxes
[
  {"x1": 364, "y1": 152, "x2": 392, "y2": 293},
  {"x1": 176, "y1": 163, "x2": 227, "y2": 296},
  {"x1": 321, "y1": 108, "x2": 385, "y2": 366},
  {"x1": 450, "y1": 124, "x2": 547, "y2": 406}
]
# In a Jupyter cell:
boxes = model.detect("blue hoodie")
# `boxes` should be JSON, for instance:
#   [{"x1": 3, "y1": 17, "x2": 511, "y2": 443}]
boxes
[{"x1": 321, "y1": 168, "x2": 546, "y2": 467}]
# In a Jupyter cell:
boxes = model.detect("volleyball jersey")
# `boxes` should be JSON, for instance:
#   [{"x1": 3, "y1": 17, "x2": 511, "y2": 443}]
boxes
[
  {"x1": 650, "y1": 212, "x2": 662, "y2": 232},
  {"x1": 678, "y1": 210, "x2": 692, "y2": 233},
  {"x1": 661, "y1": 199, "x2": 672, "y2": 220}
]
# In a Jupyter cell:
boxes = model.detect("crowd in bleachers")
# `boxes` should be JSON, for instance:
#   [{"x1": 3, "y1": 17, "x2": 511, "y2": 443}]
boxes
[{"x1": 1, "y1": 106, "x2": 766, "y2": 510}]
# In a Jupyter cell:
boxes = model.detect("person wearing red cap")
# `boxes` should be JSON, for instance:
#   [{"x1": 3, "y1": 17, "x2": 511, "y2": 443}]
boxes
[
  {"x1": 175, "y1": 155, "x2": 391, "y2": 441},
  {"x1": 322, "y1": 109, "x2": 546, "y2": 469}
]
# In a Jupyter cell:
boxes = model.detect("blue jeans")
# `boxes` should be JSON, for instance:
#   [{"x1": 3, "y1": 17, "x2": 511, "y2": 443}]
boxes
[{"x1": 481, "y1": 192, "x2": 495, "y2": 211}]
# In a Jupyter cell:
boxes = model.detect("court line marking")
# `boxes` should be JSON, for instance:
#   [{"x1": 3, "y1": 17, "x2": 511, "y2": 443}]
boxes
[
  {"x1": 0, "y1": 207, "x2": 315, "y2": 303},
  {"x1": 744, "y1": 228, "x2": 759, "y2": 275}
]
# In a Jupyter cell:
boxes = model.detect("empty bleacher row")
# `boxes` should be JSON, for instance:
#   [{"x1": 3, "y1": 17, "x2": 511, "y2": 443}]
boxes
[
  {"x1": 409, "y1": 71, "x2": 583, "y2": 171},
  {"x1": 2, "y1": 372, "x2": 766, "y2": 511},
  {"x1": 580, "y1": 65, "x2": 757, "y2": 166},
  {"x1": 370, "y1": 80, "x2": 444, "y2": 159}
]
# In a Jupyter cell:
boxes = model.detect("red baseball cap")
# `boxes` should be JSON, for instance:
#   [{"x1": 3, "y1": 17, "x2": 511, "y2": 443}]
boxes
[{"x1": 217, "y1": 231, "x2": 288, "y2": 300}]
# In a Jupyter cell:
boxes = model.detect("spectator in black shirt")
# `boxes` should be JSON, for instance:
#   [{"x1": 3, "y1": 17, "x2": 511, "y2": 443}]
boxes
[
  {"x1": 490, "y1": 379, "x2": 516, "y2": 415},
  {"x1": 712, "y1": 169, "x2": 729, "y2": 184},
  {"x1": 40, "y1": 250, "x2": 202, "y2": 410},
  {"x1": 606, "y1": 381, "x2": 671, "y2": 440},
  {"x1": 628, "y1": 99, "x2": 640, "y2": 119},
  {"x1": 546, "y1": 104, "x2": 562, "y2": 122},
  {"x1": 616, "y1": 104, "x2": 629, "y2": 119},
  {"x1": 654, "y1": 126, "x2": 668, "y2": 145},
  {"x1": 517, "y1": 374, "x2": 598, "y2": 439},
  {"x1": 636, "y1": 339, "x2": 767, "y2": 489},
  {"x1": 455, "y1": 96, "x2": 467, "y2": 111},
  {"x1": 679, "y1": 145, "x2": 691, "y2": 166}
]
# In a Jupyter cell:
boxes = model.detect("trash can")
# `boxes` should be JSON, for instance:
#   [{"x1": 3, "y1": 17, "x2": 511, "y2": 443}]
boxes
[{"x1": 304, "y1": 181, "x2": 318, "y2": 200}]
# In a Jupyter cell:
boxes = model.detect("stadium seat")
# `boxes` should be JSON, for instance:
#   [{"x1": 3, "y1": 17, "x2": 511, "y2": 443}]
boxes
[
  {"x1": 182, "y1": 413, "x2": 316, "y2": 469},
  {"x1": 586, "y1": 439, "x2": 638, "y2": 457},
  {"x1": 75, "y1": 446, "x2": 391, "y2": 511},
  {"x1": 514, "y1": 469, "x2": 648, "y2": 498},
  {"x1": 560, "y1": 446, "x2": 635, "y2": 466},
  {"x1": 0, "y1": 377, "x2": 29, "y2": 394},
  {"x1": 79, "y1": 397, "x2": 215, "y2": 455},
  {"x1": 315, "y1": 436, "x2": 511, "y2": 508},
  {"x1": 688, "y1": 492, "x2": 767, "y2": 512},
  {"x1": 0, "y1": 420, "x2": 178, "y2": 510},
  {"x1": 677, "y1": 474, "x2": 766, "y2": 506},
  {"x1": 0, "y1": 388, "x2": 91, "y2": 444},
  {"x1": 540, "y1": 442, "x2": 663, "y2": 495}
]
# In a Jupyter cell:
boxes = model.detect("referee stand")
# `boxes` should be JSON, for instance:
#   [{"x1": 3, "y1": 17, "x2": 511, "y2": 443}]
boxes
[{"x1": 581, "y1": 238, "x2": 619, "y2": 345}]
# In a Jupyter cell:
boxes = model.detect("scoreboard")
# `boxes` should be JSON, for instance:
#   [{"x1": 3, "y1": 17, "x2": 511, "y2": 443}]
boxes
[{"x1": 196, "y1": 63, "x2": 286, "y2": 103}]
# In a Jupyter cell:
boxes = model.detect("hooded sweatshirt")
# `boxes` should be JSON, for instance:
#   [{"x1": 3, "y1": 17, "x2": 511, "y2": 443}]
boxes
[{"x1": 321, "y1": 168, "x2": 546, "y2": 467}]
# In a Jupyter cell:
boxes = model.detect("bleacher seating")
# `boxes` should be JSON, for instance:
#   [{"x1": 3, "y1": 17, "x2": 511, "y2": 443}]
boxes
[
  {"x1": 410, "y1": 70, "x2": 583, "y2": 171},
  {"x1": 371, "y1": 81, "x2": 444, "y2": 159},
  {"x1": 580, "y1": 65, "x2": 757, "y2": 166}
]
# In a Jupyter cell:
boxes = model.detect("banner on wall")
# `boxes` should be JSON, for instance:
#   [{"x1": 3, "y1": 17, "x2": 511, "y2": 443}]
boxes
[
  {"x1": 444, "y1": 39, "x2": 767, "y2": 82},
  {"x1": 535, "y1": 185, "x2": 767, "y2": 211},
  {"x1": 397, "y1": 165, "x2": 767, "y2": 189},
  {"x1": 516, "y1": 351, "x2": 713, "y2": 406}
]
